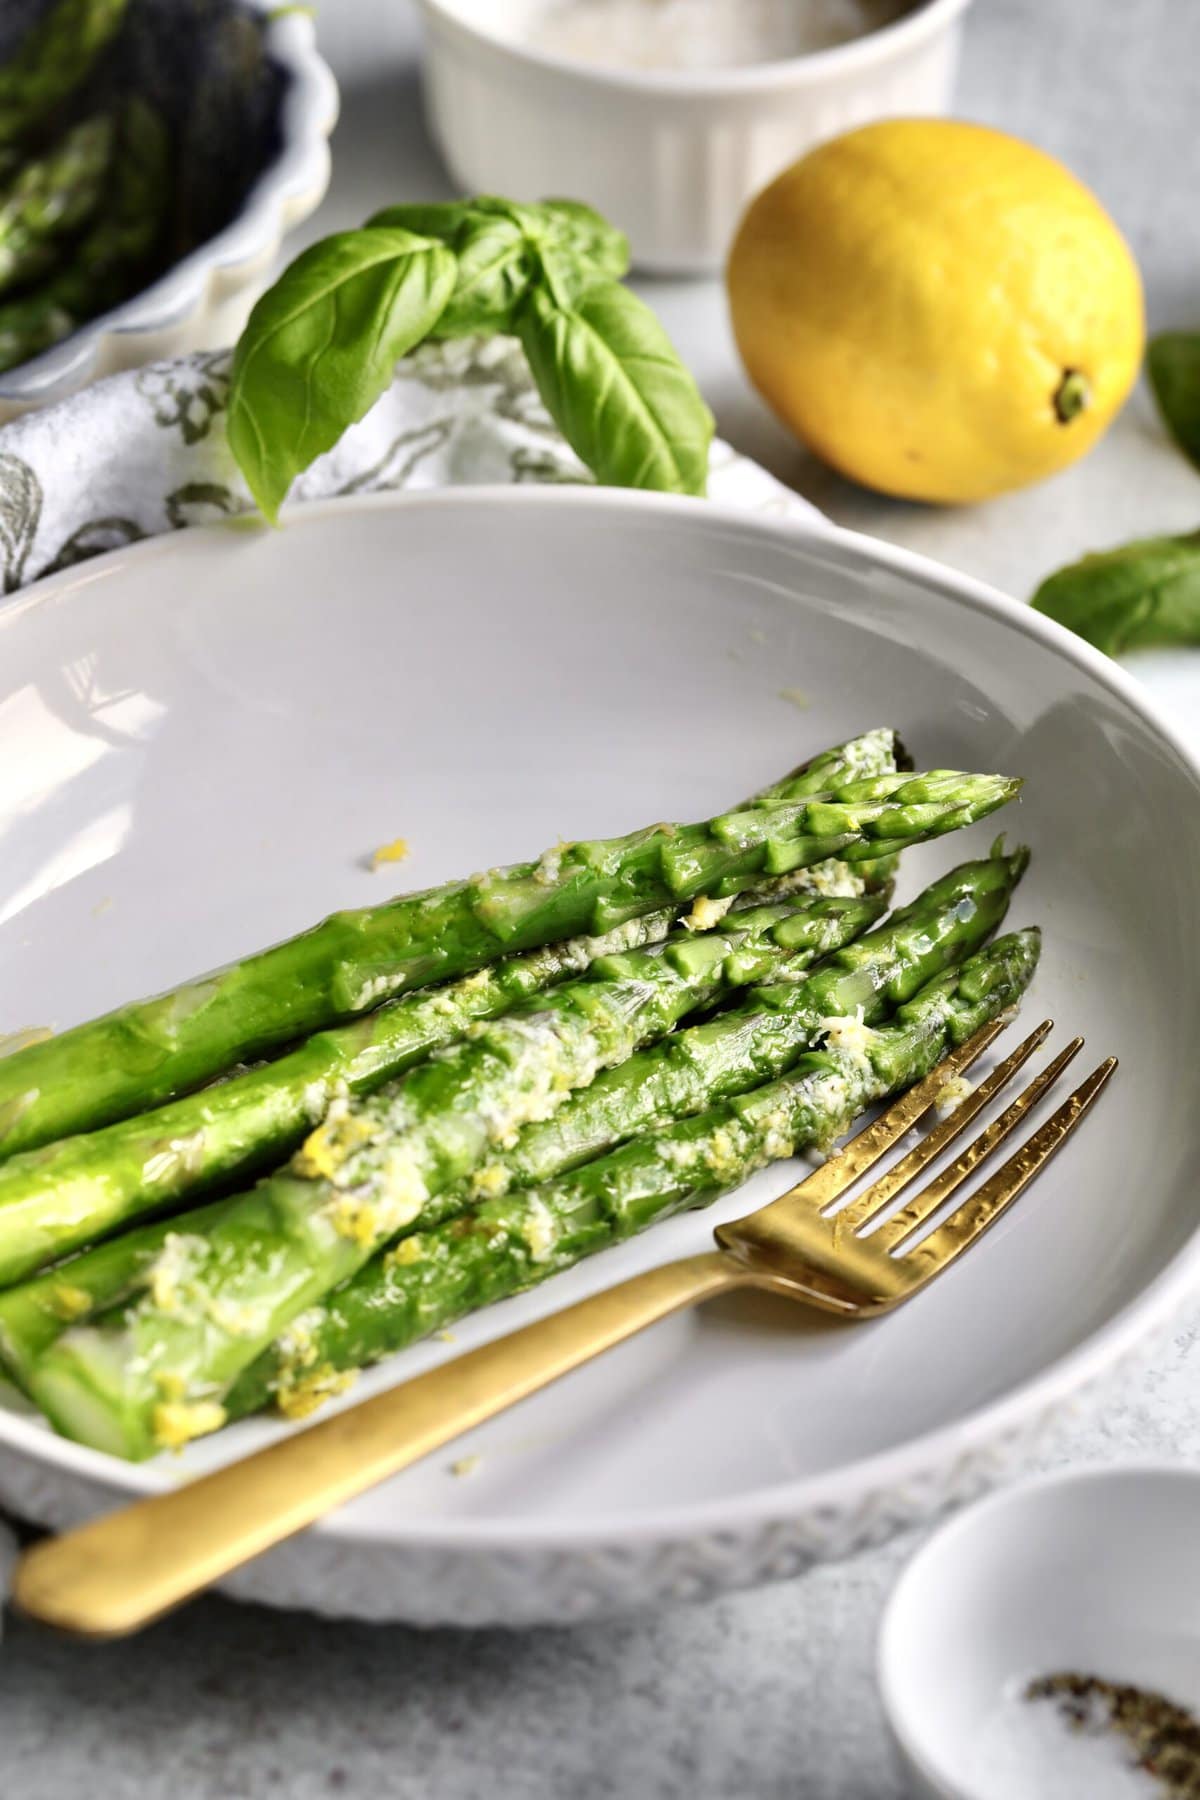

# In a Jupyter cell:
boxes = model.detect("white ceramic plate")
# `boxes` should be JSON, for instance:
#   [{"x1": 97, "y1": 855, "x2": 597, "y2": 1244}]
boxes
[{"x1": 0, "y1": 489, "x2": 1197, "y2": 1627}]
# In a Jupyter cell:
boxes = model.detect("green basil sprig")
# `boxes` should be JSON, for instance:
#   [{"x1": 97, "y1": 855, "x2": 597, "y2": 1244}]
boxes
[
  {"x1": 227, "y1": 194, "x2": 710, "y2": 521},
  {"x1": 1031, "y1": 532, "x2": 1200, "y2": 654},
  {"x1": 1147, "y1": 331, "x2": 1200, "y2": 473}
]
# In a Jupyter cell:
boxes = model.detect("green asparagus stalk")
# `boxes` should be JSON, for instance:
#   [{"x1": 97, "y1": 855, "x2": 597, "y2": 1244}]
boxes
[
  {"x1": 750, "y1": 725, "x2": 909, "y2": 802},
  {"x1": 747, "y1": 724, "x2": 908, "y2": 897},
  {"x1": 0, "y1": 1198, "x2": 235, "y2": 1395},
  {"x1": 222, "y1": 927, "x2": 1041, "y2": 1421},
  {"x1": 0, "y1": 115, "x2": 115, "y2": 297},
  {"x1": 26, "y1": 898, "x2": 886, "y2": 1458},
  {"x1": 0, "y1": 96, "x2": 168, "y2": 374},
  {"x1": 0, "y1": 0, "x2": 127, "y2": 145},
  {"x1": 0, "y1": 893, "x2": 885, "y2": 1287},
  {"x1": 0, "y1": 761, "x2": 1017, "y2": 1161}
]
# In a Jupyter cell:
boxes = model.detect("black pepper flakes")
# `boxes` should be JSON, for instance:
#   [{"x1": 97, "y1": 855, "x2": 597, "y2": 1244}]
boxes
[{"x1": 1027, "y1": 1671, "x2": 1200, "y2": 1798}]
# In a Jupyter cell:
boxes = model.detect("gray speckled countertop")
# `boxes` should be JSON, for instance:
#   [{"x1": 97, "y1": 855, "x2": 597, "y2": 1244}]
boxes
[{"x1": 3, "y1": 3, "x2": 1199, "y2": 1794}]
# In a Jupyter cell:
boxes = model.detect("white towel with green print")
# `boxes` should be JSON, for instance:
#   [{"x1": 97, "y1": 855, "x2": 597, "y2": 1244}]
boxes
[{"x1": 0, "y1": 335, "x2": 820, "y2": 595}]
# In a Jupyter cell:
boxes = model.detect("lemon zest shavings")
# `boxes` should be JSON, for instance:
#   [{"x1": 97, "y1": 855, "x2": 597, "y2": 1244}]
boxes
[{"x1": 370, "y1": 837, "x2": 410, "y2": 870}]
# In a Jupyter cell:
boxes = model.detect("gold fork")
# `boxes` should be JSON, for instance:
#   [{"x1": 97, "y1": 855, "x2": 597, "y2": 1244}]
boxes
[{"x1": 13, "y1": 1016, "x2": 1115, "y2": 1638}]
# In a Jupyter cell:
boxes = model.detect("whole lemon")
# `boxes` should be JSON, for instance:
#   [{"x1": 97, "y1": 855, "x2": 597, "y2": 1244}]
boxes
[{"x1": 727, "y1": 119, "x2": 1145, "y2": 503}]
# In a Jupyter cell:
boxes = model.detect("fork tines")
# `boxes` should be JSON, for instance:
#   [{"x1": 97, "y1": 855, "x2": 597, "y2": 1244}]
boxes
[{"x1": 802, "y1": 1017, "x2": 1117, "y2": 1271}]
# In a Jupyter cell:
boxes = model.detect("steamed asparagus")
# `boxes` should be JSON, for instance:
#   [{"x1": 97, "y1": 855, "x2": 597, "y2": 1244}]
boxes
[
  {"x1": 225, "y1": 928, "x2": 1039, "y2": 1419},
  {"x1": 456, "y1": 846, "x2": 1028, "y2": 1198},
  {"x1": 0, "y1": 97, "x2": 168, "y2": 374},
  {"x1": 215, "y1": 845, "x2": 1029, "y2": 1426},
  {"x1": 0, "y1": 0, "x2": 127, "y2": 145},
  {"x1": 0, "y1": 115, "x2": 114, "y2": 297},
  {"x1": 0, "y1": 757, "x2": 1015, "y2": 1160},
  {"x1": 25, "y1": 851, "x2": 1025, "y2": 1458},
  {"x1": 0, "y1": 894, "x2": 885, "y2": 1286},
  {"x1": 26, "y1": 898, "x2": 884, "y2": 1457}
]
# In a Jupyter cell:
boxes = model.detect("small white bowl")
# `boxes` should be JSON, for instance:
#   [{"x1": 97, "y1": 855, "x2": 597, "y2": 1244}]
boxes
[
  {"x1": 415, "y1": 0, "x2": 973, "y2": 273},
  {"x1": 879, "y1": 1465, "x2": 1200, "y2": 1799},
  {"x1": 0, "y1": 4, "x2": 338, "y2": 420}
]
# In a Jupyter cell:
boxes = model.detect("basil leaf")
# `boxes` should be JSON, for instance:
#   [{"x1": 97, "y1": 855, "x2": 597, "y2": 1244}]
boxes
[
  {"x1": 1147, "y1": 331, "x2": 1200, "y2": 472},
  {"x1": 228, "y1": 228, "x2": 456, "y2": 521},
  {"x1": 369, "y1": 202, "x2": 534, "y2": 337},
  {"x1": 1031, "y1": 530, "x2": 1200, "y2": 654},
  {"x1": 517, "y1": 279, "x2": 713, "y2": 496},
  {"x1": 537, "y1": 199, "x2": 630, "y2": 280}
]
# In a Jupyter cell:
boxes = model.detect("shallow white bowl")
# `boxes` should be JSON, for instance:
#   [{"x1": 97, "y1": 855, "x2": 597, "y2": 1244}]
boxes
[
  {"x1": 0, "y1": 488, "x2": 1197, "y2": 1626},
  {"x1": 0, "y1": 6, "x2": 337, "y2": 420},
  {"x1": 880, "y1": 1464, "x2": 1200, "y2": 1799},
  {"x1": 416, "y1": 0, "x2": 973, "y2": 272}
]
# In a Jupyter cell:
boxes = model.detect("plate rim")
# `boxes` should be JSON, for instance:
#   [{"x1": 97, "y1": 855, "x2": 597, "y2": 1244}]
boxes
[{"x1": 1, "y1": 482, "x2": 1197, "y2": 1553}]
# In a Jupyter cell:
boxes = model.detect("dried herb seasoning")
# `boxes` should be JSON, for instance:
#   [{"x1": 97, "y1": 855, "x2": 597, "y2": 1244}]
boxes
[{"x1": 1028, "y1": 1671, "x2": 1200, "y2": 1798}]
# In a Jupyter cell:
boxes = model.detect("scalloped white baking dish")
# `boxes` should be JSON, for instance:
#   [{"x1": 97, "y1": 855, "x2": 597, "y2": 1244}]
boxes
[{"x1": 0, "y1": 5, "x2": 337, "y2": 421}]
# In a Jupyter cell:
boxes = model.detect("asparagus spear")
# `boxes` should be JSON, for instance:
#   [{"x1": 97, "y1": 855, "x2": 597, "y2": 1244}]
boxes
[
  {"x1": 0, "y1": 893, "x2": 885, "y2": 1286},
  {"x1": 0, "y1": 0, "x2": 127, "y2": 146},
  {"x1": 0, "y1": 1198, "x2": 235, "y2": 1395},
  {"x1": 0, "y1": 96, "x2": 168, "y2": 374},
  {"x1": 747, "y1": 724, "x2": 907, "y2": 897},
  {"x1": 0, "y1": 762, "x2": 1017, "y2": 1161},
  {"x1": 223, "y1": 927, "x2": 1039, "y2": 1421},
  {"x1": 24, "y1": 850, "x2": 1023, "y2": 1458},
  {"x1": 27, "y1": 898, "x2": 888, "y2": 1458},
  {"x1": 0, "y1": 115, "x2": 115, "y2": 298}
]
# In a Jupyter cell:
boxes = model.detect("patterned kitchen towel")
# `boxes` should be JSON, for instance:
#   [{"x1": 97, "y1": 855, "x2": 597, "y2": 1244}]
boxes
[{"x1": 0, "y1": 334, "x2": 820, "y2": 595}]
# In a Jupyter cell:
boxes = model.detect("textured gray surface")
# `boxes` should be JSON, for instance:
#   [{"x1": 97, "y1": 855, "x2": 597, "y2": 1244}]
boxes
[{"x1": 2, "y1": 2, "x2": 1199, "y2": 1795}]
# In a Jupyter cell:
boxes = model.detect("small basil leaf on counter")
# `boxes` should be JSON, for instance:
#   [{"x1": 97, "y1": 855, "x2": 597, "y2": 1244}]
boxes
[
  {"x1": 1031, "y1": 530, "x2": 1200, "y2": 654},
  {"x1": 517, "y1": 278, "x2": 713, "y2": 496},
  {"x1": 227, "y1": 228, "x2": 457, "y2": 521},
  {"x1": 1147, "y1": 331, "x2": 1200, "y2": 472}
]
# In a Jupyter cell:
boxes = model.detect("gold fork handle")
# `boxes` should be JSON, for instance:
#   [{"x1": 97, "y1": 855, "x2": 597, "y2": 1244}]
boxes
[{"x1": 14, "y1": 1249, "x2": 745, "y2": 1638}]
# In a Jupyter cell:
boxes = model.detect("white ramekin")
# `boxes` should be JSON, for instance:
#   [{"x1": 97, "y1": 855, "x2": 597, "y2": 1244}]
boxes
[
  {"x1": 0, "y1": 5, "x2": 338, "y2": 421},
  {"x1": 878, "y1": 1464, "x2": 1200, "y2": 1798},
  {"x1": 415, "y1": 0, "x2": 974, "y2": 274}
]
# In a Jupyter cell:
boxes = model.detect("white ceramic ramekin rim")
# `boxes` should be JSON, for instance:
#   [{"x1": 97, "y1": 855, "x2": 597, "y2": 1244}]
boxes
[
  {"x1": 0, "y1": 3, "x2": 338, "y2": 409},
  {"x1": 877, "y1": 1460, "x2": 1200, "y2": 1800},
  {"x1": 416, "y1": 0, "x2": 975, "y2": 95}
]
